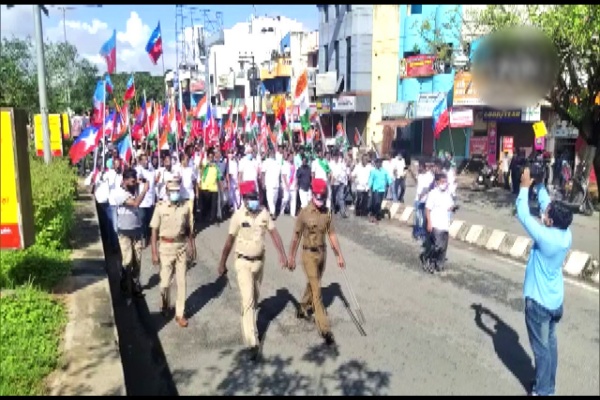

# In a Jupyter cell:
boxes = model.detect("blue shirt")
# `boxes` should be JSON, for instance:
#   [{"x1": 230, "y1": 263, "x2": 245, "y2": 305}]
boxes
[
  {"x1": 368, "y1": 168, "x2": 393, "y2": 193},
  {"x1": 517, "y1": 185, "x2": 571, "y2": 310}
]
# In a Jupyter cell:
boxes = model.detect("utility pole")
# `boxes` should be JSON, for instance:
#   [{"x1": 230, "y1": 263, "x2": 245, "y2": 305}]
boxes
[
  {"x1": 58, "y1": 6, "x2": 75, "y2": 109},
  {"x1": 33, "y1": 4, "x2": 51, "y2": 164}
]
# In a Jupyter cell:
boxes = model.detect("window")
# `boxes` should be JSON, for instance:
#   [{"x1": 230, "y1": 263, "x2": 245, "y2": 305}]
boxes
[
  {"x1": 334, "y1": 41, "x2": 339, "y2": 76},
  {"x1": 346, "y1": 5, "x2": 351, "y2": 12},
  {"x1": 346, "y1": 36, "x2": 351, "y2": 91},
  {"x1": 335, "y1": 5, "x2": 340, "y2": 18},
  {"x1": 323, "y1": 6, "x2": 329, "y2": 23},
  {"x1": 324, "y1": 44, "x2": 329, "y2": 71},
  {"x1": 410, "y1": 5, "x2": 422, "y2": 14}
]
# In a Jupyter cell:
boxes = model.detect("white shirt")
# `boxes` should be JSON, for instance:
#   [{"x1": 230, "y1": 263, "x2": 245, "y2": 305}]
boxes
[
  {"x1": 382, "y1": 160, "x2": 395, "y2": 181},
  {"x1": 179, "y1": 165, "x2": 197, "y2": 200},
  {"x1": 425, "y1": 187, "x2": 454, "y2": 231},
  {"x1": 311, "y1": 159, "x2": 329, "y2": 181},
  {"x1": 352, "y1": 163, "x2": 373, "y2": 191},
  {"x1": 238, "y1": 156, "x2": 260, "y2": 183},
  {"x1": 392, "y1": 157, "x2": 406, "y2": 178},
  {"x1": 228, "y1": 158, "x2": 239, "y2": 178},
  {"x1": 93, "y1": 172, "x2": 110, "y2": 204},
  {"x1": 262, "y1": 157, "x2": 281, "y2": 188},
  {"x1": 331, "y1": 159, "x2": 349, "y2": 186},
  {"x1": 156, "y1": 167, "x2": 181, "y2": 200},
  {"x1": 106, "y1": 169, "x2": 123, "y2": 206},
  {"x1": 135, "y1": 166, "x2": 156, "y2": 208},
  {"x1": 446, "y1": 167, "x2": 457, "y2": 197},
  {"x1": 416, "y1": 172, "x2": 435, "y2": 202}
]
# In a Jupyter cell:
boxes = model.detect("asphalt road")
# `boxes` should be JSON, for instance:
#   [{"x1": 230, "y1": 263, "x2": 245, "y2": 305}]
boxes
[{"x1": 113, "y1": 211, "x2": 599, "y2": 396}]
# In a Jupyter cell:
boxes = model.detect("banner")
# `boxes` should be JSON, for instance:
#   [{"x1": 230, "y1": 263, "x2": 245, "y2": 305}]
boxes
[
  {"x1": 453, "y1": 72, "x2": 484, "y2": 107},
  {"x1": 34, "y1": 114, "x2": 63, "y2": 157},
  {"x1": 487, "y1": 121, "x2": 498, "y2": 166},
  {"x1": 449, "y1": 108, "x2": 474, "y2": 128},
  {"x1": 399, "y1": 55, "x2": 438, "y2": 78},
  {"x1": 469, "y1": 137, "x2": 487, "y2": 156},
  {"x1": 61, "y1": 113, "x2": 70, "y2": 139},
  {"x1": 501, "y1": 136, "x2": 514, "y2": 153}
]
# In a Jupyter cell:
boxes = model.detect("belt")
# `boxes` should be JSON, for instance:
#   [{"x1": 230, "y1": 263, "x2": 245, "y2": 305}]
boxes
[
  {"x1": 160, "y1": 236, "x2": 186, "y2": 243},
  {"x1": 303, "y1": 246, "x2": 325, "y2": 252},
  {"x1": 236, "y1": 253, "x2": 264, "y2": 262}
]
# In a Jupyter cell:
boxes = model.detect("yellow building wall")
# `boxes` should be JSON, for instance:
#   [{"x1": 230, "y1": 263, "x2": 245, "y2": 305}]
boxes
[{"x1": 367, "y1": 5, "x2": 400, "y2": 146}]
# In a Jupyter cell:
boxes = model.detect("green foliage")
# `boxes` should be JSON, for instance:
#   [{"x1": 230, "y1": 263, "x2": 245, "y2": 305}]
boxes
[
  {"x1": 414, "y1": 6, "x2": 465, "y2": 64},
  {"x1": 469, "y1": 5, "x2": 600, "y2": 135},
  {"x1": 106, "y1": 72, "x2": 166, "y2": 111},
  {"x1": 0, "y1": 285, "x2": 67, "y2": 396},
  {"x1": 0, "y1": 36, "x2": 99, "y2": 115},
  {"x1": 29, "y1": 156, "x2": 78, "y2": 249}
]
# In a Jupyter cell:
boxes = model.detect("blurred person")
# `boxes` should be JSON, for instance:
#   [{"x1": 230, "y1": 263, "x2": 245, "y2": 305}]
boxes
[
  {"x1": 135, "y1": 154, "x2": 157, "y2": 246},
  {"x1": 351, "y1": 154, "x2": 373, "y2": 217},
  {"x1": 296, "y1": 156, "x2": 312, "y2": 208},
  {"x1": 367, "y1": 158, "x2": 393, "y2": 223},
  {"x1": 261, "y1": 149, "x2": 282, "y2": 218}
]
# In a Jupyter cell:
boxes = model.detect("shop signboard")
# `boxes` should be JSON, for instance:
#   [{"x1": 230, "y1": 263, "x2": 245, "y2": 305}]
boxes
[
  {"x1": 501, "y1": 136, "x2": 514, "y2": 153},
  {"x1": 521, "y1": 105, "x2": 541, "y2": 122},
  {"x1": 1, "y1": 108, "x2": 35, "y2": 250},
  {"x1": 332, "y1": 96, "x2": 356, "y2": 113},
  {"x1": 469, "y1": 137, "x2": 488, "y2": 156},
  {"x1": 415, "y1": 92, "x2": 445, "y2": 119},
  {"x1": 453, "y1": 72, "x2": 484, "y2": 107},
  {"x1": 534, "y1": 136, "x2": 545, "y2": 151},
  {"x1": 34, "y1": 114, "x2": 63, "y2": 157},
  {"x1": 449, "y1": 108, "x2": 474, "y2": 128},
  {"x1": 316, "y1": 99, "x2": 331, "y2": 114},
  {"x1": 399, "y1": 55, "x2": 438, "y2": 78},
  {"x1": 381, "y1": 102, "x2": 415, "y2": 119},
  {"x1": 482, "y1": 109, "x2": 522, "y2": 122},
  {"x1": 487, "y1": 121, "x2": 498, "y2": 166}
]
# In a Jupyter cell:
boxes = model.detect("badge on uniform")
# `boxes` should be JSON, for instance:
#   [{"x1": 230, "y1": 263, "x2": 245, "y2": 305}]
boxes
[{"x1": 241, "y1": 222, "x2": 251, "y2": 228}]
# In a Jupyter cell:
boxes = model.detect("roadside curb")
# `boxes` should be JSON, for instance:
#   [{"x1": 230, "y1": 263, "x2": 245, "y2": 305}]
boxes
[
  {"x1": 380, "y1": 200, "x2": 599, "y2": 285},
  {"x1": 48, "y1": 186, "x2": 126, "y2": 396}
]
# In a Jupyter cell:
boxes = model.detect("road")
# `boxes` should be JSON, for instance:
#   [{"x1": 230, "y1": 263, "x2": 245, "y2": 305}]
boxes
[
  {"x1": 109, "y1": 210, "x2": 599, "y2": 396},
  {"x1": 402, "y1": 182, "x2": 600, "y2": 260}
]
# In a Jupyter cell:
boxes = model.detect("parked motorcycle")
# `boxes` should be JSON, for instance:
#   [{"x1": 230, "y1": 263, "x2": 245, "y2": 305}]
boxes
[{"x1": 474, "y1": 164, "x2": 497, "y2": 190}]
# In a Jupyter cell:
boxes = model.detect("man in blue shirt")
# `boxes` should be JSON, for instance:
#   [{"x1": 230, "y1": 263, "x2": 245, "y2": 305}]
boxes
[
  {"x1": 367, "y1": 158, "x2": 393, "y2": 223},
  {"x1": 516, "y1": 167, "x2": 573, "y2": 396}
]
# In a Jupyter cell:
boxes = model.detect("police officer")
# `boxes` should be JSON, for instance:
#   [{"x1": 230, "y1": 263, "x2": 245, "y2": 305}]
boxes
[
  {"x1": 218, "y1": 181, "x2": 288, "y2": 360},
  {"x1": 150, "y1": 178, "x2": 196, "y2": 328},
  {"x1": 287, "y1": 178, "x2": 346, "y2": 346}
]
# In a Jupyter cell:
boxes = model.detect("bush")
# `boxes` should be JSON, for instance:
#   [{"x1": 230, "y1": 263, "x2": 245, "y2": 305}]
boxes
[
  {"x1": 0, "y1": 286, "x2": 67, "y2": 396},
  {"x1": 29, "y1": 156, "x2": 78, "y2": 250},
  {"x1": 0, "y1": 245, "x2": 71, "y2": 291}
]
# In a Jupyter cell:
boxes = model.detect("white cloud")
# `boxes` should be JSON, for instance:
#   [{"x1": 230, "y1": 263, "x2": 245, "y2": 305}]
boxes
[{"x1": 0, "y1": 5, "x2": 176, "y2": 75}]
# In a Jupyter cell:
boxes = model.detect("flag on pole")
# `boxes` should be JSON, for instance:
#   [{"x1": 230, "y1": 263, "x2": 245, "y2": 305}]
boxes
[
  {"x1": 69, "y1": 125, "x2": 101, "y2": 164},
  {"x1": 99, "y1": 30, "x2": 117, "y2": 74},
  {"x1": 294, "y1": 70, "x2": 311, "y2": 132},
  {"x1": 104, "y1": 74, "x2": 114, "y2": 94},
  {"x1": 432, "y1": 96, "x2": 450, "y2": 139},
  {"x1": 123, "y1": 75, "x2": 135, "y2": 102},
  {"x1": 145, "y1": 22, "x2": 163, "y2": 64}
]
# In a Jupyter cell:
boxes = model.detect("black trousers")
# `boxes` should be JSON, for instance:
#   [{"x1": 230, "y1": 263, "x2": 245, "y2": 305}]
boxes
[
  {"x1": 370, "y1": 191, "x2": 384, "y2": 219},
  {"x1": 425, "y1": 228, "x2": 449, "y2": 267},
  {"x1": 355, "y1": 190, "x2": 370, "y2": 216},
  {"x1": 199, "y1": 190, "x2": 218, "y2": 223}
]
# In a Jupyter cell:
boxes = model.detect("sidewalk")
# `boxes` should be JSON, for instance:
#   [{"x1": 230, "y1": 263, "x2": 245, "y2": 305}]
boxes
[{"x1": 47, "y1": 184, "x2": 125, "y2": 396}]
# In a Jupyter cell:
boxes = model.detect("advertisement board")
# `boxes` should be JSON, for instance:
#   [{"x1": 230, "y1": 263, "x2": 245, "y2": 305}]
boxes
[
  {"x1": 449, "y1": 108, "x2": 474, "y2": 128},
  {"x1": 487, "y1": 121, "x2": 498, "y2": 166},
  {"x1": 469, "y1": 137, "x2": 488, "y2": 156},
  {"x1": 482, "y1": 109, "x2": 522, "y2": 122},
  {"x1": 502, "y1": 136, "x2": 514, "y2": 153},
  {"x1": 0, "y1": 108, "x2": 35, "y2": 250},
  {"x1": 415, "y1": 92, "x2": 445, "y2": 119},
  {"x1": 332, "y1": 96, "x2": 356, "y2": 113},
  {"x1": 453, "y1": 72, "x2": 484, "y2": 107},
  {"x1": 399, "y1": 55, "x2": 438, "y2": 78},
  {"x1": 61, "y1": 113, "x2": 70, "y2": 139},
  {"x1": 34, "y1": 113, "x2": 63, "y2": 157}
]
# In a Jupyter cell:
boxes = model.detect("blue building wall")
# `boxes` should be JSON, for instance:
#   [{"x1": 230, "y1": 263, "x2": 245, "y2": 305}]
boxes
[{"x1": 397, "y1": 4, "x2": 462, "y2": 103}]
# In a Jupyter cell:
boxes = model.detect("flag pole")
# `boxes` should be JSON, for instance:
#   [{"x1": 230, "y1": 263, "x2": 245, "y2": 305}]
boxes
[
  {"x1": 143, "y1": 89, "x2": 150, "y2": 153},
  {"x1": 100, "y1": 78, "x2": 107, "y2": 170}
]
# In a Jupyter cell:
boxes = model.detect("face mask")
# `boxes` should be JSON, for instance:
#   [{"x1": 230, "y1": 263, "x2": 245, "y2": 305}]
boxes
[
  {"x1": 439, "y1": 183, "x2": 449, "y2": 191},
  {"x1": 247, "y1": 199, "x2": 260, "y2": 211},
  {"x1": 169, "y1": 191, "x2": 180, "y2": 203}
]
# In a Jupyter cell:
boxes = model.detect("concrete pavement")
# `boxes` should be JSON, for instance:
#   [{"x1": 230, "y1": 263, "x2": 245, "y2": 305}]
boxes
[{"x1": 121, "y1": 211, "x2": 599, "y2": 395}]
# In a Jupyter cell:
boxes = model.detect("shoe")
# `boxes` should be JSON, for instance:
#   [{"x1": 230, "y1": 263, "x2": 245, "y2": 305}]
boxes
[
  {"x1": 322, "y1": 332, "x2": 336, "y2": 346},
  {"x1": 248, "y1": 345, "x2": 260, "y2": 362},
  {"x1": 132, "y1": 281, "x2": 144, "y2": 298},
  {"x1": 175, "y1": 316, "x2": 188, "y2": 328}
]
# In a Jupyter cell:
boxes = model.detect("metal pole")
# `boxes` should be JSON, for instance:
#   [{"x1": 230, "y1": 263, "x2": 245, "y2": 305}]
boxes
[{"x1": 33, "y1": 5, "x2": 52, "y2": 164}]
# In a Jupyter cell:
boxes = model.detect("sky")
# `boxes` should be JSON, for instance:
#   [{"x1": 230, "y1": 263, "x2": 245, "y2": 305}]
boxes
[{"x1": 0, "y1": 5, "x2": 318, "y2": 76}]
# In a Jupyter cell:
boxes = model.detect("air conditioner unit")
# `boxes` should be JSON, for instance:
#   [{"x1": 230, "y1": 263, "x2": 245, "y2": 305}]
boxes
[{"x1": 307, "y1": 68, "x2": 316, "y2": 88}]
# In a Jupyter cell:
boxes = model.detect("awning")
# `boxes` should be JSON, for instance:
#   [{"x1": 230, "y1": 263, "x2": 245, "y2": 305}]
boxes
[{"x1": 377, "y1": 119, "x2": 414, "y2": 128}]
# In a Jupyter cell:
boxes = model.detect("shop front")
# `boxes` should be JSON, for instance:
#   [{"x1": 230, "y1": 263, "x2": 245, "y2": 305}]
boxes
[{"x1": 332, "y1": 94, "x2": 371, "y2": 145}]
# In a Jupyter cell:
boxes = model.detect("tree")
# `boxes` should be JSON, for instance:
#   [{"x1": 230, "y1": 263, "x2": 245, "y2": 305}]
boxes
[
  {"x1": 105, "y1": 72, "x2": 165, "y2": 111},
  {"x1": 467, "y1": 5, "x2": 600, "y2": 186},
  {"x1": 0, "y1": 36, "x2": 99, "y2": 115}
]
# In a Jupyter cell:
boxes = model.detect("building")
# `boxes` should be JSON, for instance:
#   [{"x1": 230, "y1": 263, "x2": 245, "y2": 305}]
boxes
[
  {"x1": 316, "y1": 5, "x2": 373, "y2": 140},
  {"x1": 208, "y1": 15, "x2": 305, "y2": 117}
]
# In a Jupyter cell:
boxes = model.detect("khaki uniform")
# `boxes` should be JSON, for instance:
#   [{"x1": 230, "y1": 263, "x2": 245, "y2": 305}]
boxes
[
  {"x1": 149, "y1": 199, "x2": 192, "y2": 318},
  {"x1": 293, "y1": 202, "x2": 334, "y2": 334},
  {"x1": 228, "y1": 204, "x2": 275, "y2": 347}
]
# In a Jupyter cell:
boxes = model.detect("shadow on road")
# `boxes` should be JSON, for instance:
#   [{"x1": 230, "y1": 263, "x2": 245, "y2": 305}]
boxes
[
  {"x1": 187, "y1": 274, "x2": 228, "y2": 321},
  {"x1": 471, "y1": 303, "x2": 534, "y2": 393},
  {"x1": 211, "y1": 343, "x2": 391, "y2": 395},
  {"x1": 257, "y1": 288, "x2": 299, "y2": 343}
]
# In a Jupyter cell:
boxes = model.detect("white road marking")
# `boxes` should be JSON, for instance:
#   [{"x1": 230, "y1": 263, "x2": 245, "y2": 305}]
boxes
[{"x1": 492, "y1": 255, "x2": 599, "y2": 295}]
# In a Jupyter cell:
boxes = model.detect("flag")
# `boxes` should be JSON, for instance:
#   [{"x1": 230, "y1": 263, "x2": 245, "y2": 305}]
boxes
[
  {"x1": 104, "y1": 74, "x2": 114, "y2": 94},
  {"x1": 354, "y1": 127, "x2": 363, "y2": 146},
  {"x1": 123, "y1": 74, "x2": 135, "y2": 102},
  {"x1": 99, "y1": 30, "x2": 117, "y2": 74},
  {"x1": 101, "y1": 111, "x2": 116, "y2": 139},
  {"x1": 194, "y1": 95, "x2": 208, "y2": 120},
  {"x1": 117, "y1": 133, "x2": 133, "y2": 164},
  {"x1": 69, "y1": 125, "x2": 101, "y2": 164},
  {"x1": 432, "y1": 96, "x2": 450, "y2": 139},
  {"x1": 92, "y1": 80, "x2": 106, "y2": 125},
  {"x1": 294, "y1": 69, "x2": 310, "y2": 130},
  {"x1": 145, "y1": 22, "x2": 163, "y2": 65}
]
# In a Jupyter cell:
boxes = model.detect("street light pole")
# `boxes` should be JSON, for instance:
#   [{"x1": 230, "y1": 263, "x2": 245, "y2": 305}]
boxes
[
  {"x1": 33, "y1": 4, "x2": 52, "y2": 164},
  {"x1": 59, "y1": 6, "x2": 74, "y2": 109}
]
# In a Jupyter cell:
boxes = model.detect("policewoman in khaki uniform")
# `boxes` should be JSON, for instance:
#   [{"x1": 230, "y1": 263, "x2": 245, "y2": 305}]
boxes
[
  {"x1": 150, "y1": 178, "x2": 196, "y2": 328},
  {"x1": 288, "y1": 178, "x2": 346, "y2": 346},
  {"x1": 218, "y1": 181, "x2": 287, "y2": 360}
]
